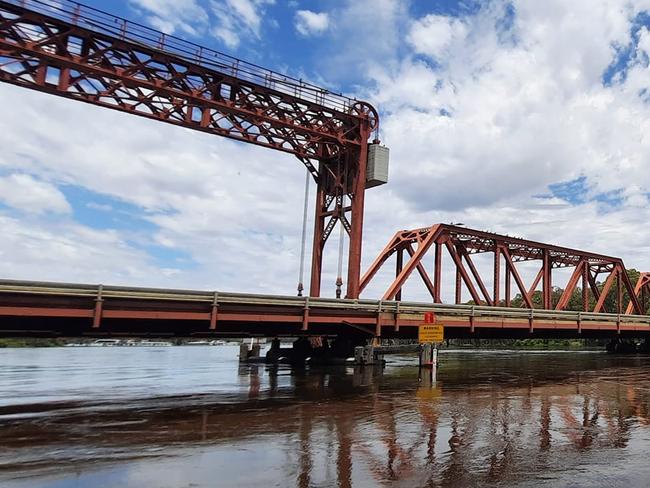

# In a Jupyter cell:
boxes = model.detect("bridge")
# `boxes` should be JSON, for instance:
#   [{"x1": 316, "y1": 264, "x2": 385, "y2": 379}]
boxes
[
  {"x1": 1, "y1": 0, "x2": 650, "y2": 346},
  {"x1": 1, "y1": 274, "x2": 650, "y2": 340}
]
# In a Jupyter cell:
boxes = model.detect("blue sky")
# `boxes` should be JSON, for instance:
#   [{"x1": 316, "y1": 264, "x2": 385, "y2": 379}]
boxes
[
  {"x1": 2, "y1": 0, "x2": 650, "y2": 300},
  {"x1": 72, "y1": 0, "x2": 491, "y2": 92}
]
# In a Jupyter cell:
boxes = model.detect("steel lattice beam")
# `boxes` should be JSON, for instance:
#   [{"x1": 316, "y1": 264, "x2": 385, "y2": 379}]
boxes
[
  {"x1": 626, "y1": 272, "x2": 650, "y2": 315},
  {"x1": 360, "y1": 224, "x2": 643, "y2": 314},
  {"x1": 0, "y1": 0, "x2": 378, "y2": 299}
]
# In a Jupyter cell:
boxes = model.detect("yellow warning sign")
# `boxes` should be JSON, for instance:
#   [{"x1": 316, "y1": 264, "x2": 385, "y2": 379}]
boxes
[{"x1": 419, "y1": 324, "x2": 444, "y2": 344}]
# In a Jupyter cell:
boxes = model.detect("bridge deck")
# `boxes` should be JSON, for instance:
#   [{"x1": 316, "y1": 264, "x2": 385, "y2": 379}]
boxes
[{"x1": 0, "y1": 280, "x2": 649, "y2": 339}]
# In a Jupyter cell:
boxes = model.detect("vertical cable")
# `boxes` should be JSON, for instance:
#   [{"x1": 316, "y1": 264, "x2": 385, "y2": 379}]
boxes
[
  {"x1": 336, "y1": 195, "x2": 345, "y2": 299},
  {"x1": 297, "y1": 169, "x2": 310, "y2": 296}
]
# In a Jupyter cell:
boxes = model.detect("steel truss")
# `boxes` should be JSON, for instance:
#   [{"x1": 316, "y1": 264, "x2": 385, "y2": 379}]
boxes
[
  {"x1": 0, "y1": 0, "x2": 378, "y2": 298},
  {"x1": 360, "y1": 224, "x2": 643, "y2": 314},
  {"x1": 627, "y1": 272, "x2": 650, "y2": 314}
]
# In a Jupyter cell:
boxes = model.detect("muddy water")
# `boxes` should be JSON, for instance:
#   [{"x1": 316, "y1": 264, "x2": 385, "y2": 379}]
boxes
[{"x1": 2, "y1": 347, "x2": 650, "y2": 487}]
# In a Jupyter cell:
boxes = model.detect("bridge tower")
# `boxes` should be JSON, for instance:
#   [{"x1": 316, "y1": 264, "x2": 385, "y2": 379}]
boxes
[{"x1": 0, "y1": 0, "x2": 388, "y2": 298}]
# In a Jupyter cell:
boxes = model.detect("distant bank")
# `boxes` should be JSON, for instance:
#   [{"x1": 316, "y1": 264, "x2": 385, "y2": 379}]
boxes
[{"x1": 0, "y1": 337, "x2": 607, "y2": 350}]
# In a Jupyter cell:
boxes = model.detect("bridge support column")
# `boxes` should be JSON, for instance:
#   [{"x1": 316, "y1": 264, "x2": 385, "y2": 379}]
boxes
[
  {"x1": 239, "y1": 342, "x2": 250, "y2": 363},
  {"x1": 606, "y1": 338, "x2": 638, "y2": 354},
  {"x1": 353, "y1": 344, "x2": 385, "y2": 366},
  {"x1": 419, "y1": 343, "x2": 438, "y2": 382},
  {"x1": 239, "y1": 341, "x2": 262, "y2": 363},
  {"x1": 354, "y1": 345, "x2": 374, "y2": 365}
]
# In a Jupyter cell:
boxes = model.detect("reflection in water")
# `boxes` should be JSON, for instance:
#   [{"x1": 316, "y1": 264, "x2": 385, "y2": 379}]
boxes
[{"x1": 2, "y1": 349, "x2": 650, "y2": 487}]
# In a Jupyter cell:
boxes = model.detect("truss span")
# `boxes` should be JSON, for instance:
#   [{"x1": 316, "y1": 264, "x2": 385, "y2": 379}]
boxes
[{"x1": 360, "y1": 224, "x2": 646, "y2": 315}]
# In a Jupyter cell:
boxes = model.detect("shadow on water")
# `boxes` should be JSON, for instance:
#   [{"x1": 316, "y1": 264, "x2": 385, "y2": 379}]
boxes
[{"x1": 2, "y1": 348, "x2": 650, "y2": 487}]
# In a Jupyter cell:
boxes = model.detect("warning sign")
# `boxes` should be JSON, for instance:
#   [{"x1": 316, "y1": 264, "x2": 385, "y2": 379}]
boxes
[{"x1": 419, "y1": 324, "x2": 444, "y2": 344}]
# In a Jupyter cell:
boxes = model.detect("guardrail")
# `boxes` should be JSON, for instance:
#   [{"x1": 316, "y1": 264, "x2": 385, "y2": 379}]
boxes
[
  {"x1": 3, "y1": 0, "x2": 356, "y2": 113},
  {"x1": 1, "y1": 279, "x2": 648, "y2": 326}
]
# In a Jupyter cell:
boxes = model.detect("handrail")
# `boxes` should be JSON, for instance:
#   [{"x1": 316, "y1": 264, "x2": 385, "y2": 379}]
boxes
[
  {"x1": 2, "y1": 0, "x2": 356, "y2": 113},
  {"x1": 0, "y1": 279, "x2": 649, "y2": 325}
]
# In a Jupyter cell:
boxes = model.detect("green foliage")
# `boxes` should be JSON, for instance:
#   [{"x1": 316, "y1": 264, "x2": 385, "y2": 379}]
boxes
[
  {"x1": 447, "y1": 338, "x2": 603, "y2": 350},
  {"x1": 0, "y1": 338, "x2": 65, "y2": 348},
  {"x1": 483, "y1": 268, "x2": 645, "y2": 313}
]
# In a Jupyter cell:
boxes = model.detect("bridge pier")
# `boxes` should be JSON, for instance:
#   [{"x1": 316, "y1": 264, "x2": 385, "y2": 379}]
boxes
[
  {"x1": 239, "y1": 342, "x2": 249, "y2": 363},
  {"x1": 353, "y1": 345, "x2": 384, "y2": 366},
  {"x1": 638, "y1": 339, "x2": 650, "y2": 353},
  {"x1": 606, "y1": 338, "x2": 642, "y2": 354},
  {"x1": 240, "y1": 336, "x2": 372, "y2": 366},
  {"x1": 419, "y1": 344, "x2": 438, "y2": 382},
  {"x1": 239, "y1": 341, "x2": 264, "y2": 363}
]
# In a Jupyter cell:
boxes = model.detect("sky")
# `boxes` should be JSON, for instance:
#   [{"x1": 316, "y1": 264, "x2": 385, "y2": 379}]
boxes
[{"x1": 2, "y1": 0, "x2": 650, "y2": 301}]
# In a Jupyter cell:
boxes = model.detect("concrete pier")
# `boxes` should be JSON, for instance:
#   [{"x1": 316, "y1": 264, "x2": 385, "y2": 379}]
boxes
[
  {"x1": 353, "y1": 345, "x2": 384, "y2": 365},
  {"x1": 419, "y1": 343, "x2": 438, "y2": 381}
]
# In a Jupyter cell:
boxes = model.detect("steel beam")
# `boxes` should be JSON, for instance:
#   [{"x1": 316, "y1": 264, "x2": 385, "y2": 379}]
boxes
[
  {"x1": 2, "y1": 279, "x2": 650, "y2": 338},
  {"x1": 0, "y1": 0, "x2": 378, "y2": 299},
  {"x1": 362, "y1": 224, "x2": 641, "y2": 313}
]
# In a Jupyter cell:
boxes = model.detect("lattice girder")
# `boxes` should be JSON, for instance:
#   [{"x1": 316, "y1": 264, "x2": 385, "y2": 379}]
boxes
[{"x1": 360, "y1": 224, "x2": 643, "y2": 314}]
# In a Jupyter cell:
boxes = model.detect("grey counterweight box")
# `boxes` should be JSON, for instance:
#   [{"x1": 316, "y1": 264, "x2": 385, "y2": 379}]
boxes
[{"x1": 366, "y1": 144, "x2": 389, "y2": 188}]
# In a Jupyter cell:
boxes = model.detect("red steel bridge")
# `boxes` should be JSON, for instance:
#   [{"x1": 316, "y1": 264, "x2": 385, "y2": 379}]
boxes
[{"x1": 1, "y1": 0, "x2": 650, "y2": 340}]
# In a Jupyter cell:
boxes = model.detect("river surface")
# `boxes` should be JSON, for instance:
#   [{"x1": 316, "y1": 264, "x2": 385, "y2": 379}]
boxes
[{"x1": 2, "y1": 347, "x2": 650, "y2": 487}]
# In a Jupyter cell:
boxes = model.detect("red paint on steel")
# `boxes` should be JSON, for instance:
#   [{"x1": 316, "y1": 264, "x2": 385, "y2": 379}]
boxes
[
  {"x1": 209, "y1": 292, "x2": 218, "y2": 330},
  {"x1": 0, "y1": 0, "x2": 378, "y2": 299},
  {"x1": 0, "y1": 306, "x2": 93, "y2": 317},
  {"x1": 92, "y1": 285, "x2": 103, "y2": 328},
  {"x1": 626, "y1": 272, "x2": 650, "y2": 314},
  {"x1": 360, "y1": 224, "x2": 644, "y2": 315},
  {"x1": 1, "y1": 279, "x2": 650, "y2": 339}
]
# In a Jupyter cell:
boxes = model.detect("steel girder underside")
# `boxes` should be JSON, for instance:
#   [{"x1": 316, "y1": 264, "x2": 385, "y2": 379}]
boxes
[
  {"x1": 361, "y1": 224, "x2": 645, "y2": 315},
  {"x1": 0, "y1": 0, "x2": 378, "y2": 298}
]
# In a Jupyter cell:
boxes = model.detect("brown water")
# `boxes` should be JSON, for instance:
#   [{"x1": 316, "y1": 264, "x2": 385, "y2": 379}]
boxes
[{"x1": 2, "y1": 347, "x2": 650, "y2": 487}]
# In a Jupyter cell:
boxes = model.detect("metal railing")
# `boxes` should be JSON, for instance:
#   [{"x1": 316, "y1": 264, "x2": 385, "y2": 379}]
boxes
[
  {"x1": 0, "y1": 279, "x2": 649, "y2": 326},
  {"x1": 3, "y1": 0, "x2": 357, "y2": 113}
]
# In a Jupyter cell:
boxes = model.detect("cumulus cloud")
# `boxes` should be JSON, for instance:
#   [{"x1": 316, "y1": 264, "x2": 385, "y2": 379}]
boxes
[
  {"x1": 129, "y1": 0, "x2": 209, "y2": 36},
  {"x1": 295, "y1": 10, "x2": 329, "y2": 37},
  {"x1": 130, "y1": 0, "x2": 276, "y2": 49},
  {"x1": 356, "y1": 0, "x2": 650, "y2": 299},
  {"x1": 0, "y1": 174, "x2": 70, "y2": 215},
  {"x1": 369, "y1": 1, "x2": 650, "y2": 214},
  {"x1": 210, "y1": 0, "x2": 275, "y2": 48},
  {"x1": 0, "y1": 84, "x2": 309, "y2": 293},
  {"x1": 6, "y1": 0, "x2": 650, "y2": 303},
  {"x1": 0, "y1": 214, "x2": 182, "y2": 286},
  {"x1": 407, "y1": 14, "x2": 467, "y2": 59}
]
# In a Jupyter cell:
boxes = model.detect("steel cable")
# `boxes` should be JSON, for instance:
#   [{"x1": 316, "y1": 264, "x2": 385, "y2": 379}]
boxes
[{"x1": 297, "y1": 168, "x2": 310, "y2": 296}]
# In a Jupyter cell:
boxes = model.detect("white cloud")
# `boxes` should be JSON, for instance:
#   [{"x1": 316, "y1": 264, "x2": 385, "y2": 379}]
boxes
[
  {"x1": 6, "y1": 0, "x2": 650, "y2": 304},
  {"x1": 295, "y1": 10, "x2": 329, "y2": 37},
  {"x1": 407, "y1": 14, "x2": 467, "y2": 59},
  {"x1": 0, "y1": 214, "x2": 182, "y2": 286},
  {"x1": 312, "y1": 0, "x2": 408, "y2": 83},
  {"x1": 86, "y1": 202, "x2": 113, "y2": 212},
  {"x1": 0, "y1": 174, "x2": 70, "y2": 215},
  {"x1": 375, "y1": 1, "x2": 649, "y2": 211},
  {"x1": 130, "y1": 0, "x2": 209, "y2": 36},
  {"x1": 210, "y1": 0, "x2": 275, "y2": 48},
  {"x1": 356, "y1": 0, "x2": 650, "y2": 299},
  {"x1": 0, "y1": 84, "x2": 310, "y2": 293}
]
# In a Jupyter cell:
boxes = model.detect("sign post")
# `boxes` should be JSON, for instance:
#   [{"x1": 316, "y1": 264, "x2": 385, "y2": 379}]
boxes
[{"x1": 418, "y1": 314, "x2": 444, "y2": 382}]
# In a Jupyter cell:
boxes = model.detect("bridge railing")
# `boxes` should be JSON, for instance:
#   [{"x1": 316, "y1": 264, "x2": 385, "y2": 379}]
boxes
[
  {"x1": 0, "y1": 279, "x2": 649, "y2": 326},
  {"x1": 5, "y1": 0, "x2": 355, "y2": 113}
]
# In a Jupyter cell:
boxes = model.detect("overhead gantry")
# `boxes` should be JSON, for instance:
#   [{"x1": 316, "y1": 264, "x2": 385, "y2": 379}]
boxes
[{"x1": 0, "y1": 0, "x2": 388, "y2": 299}]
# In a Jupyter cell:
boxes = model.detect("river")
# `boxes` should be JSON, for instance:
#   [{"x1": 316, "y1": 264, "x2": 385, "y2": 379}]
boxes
[{"x1": 2, "y1": 346, "x2": 650, "y2": 487}]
